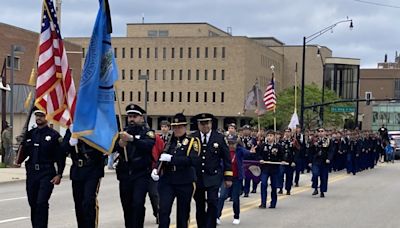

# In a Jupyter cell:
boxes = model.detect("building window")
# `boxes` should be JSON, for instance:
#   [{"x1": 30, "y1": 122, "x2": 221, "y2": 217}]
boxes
[
  {"x1": 122, "y1": 48, "x2": 125, "y2": 58},
  {"x1": 179, "y1": 92, "x2": 182, "y2": 102},
  {"x1": 187, "y1": 92, "x2": 191, "y2": 102},
  {"x1": 163, "y1": 47, "x2": 166, "y2": 59},
  {"x1": 146, "y1": 48, "x2": 150, "y2": 58},
  {"x1": 138, "y1": 69, "x2": 142, "y2": 80},
  {"x1": 171, "y1": 70, "x2": 174, "y2": 80},
  {"x1": 179, "y1": 47, "x2": 183, "y2": 58},
  {"x1": 179, "y1": 70, "x2": 183, "y2": 80},
  {"x1": 395, "y1": 79, "x2": 400, "y2": 98},
  {"x1": 162, "y1": 92, "x2": 166, "y2": 102},
  {"x1": 130, "y1": 70, "x2": 133, "y2": 80},
  {"x1": 159, "y1": 30, "x2": 169, "y2": 37},
  {"x1": 130, "y1": 91, "x2": 133, "y2": 101},
  {"x1": 170, "y1": 92, "x2": 174, "y2": 102},
  {"x1": 204, "y1": 92, "x2": 207, "y2": 102},
  {"x1": 196, "y1": 69, "x2": 200, "y2": 80},
  {"x1": 171, "y1": 48, "x2": 175, "y2": 58},
  {"x1": 163, "y1": 69, "x2": 166, "y2": 80},
  {"x1": 146, "y1": 69, "x2": 150, "y2": 79},
  {"x1": 188, "y1": 69, "x2": 191, "y2": 80},
  {"x1": 130, "y1": 48, "x2": 133, "y2": 58},
  {"x1": 196, "y1": 47, "x2": 200, "y2": 58},
  {"x1": 154, "y1": 69, "x2": 158, "y2": 80},
  {"x1": 148, "y1": 30, "x2": 158, "y2": 37},
  {"x1": 205, "y1": 47, "x2": 208, "y2": 58},
  {"x1": 188, "y1": 47, "x2": 192, "y2": 58},
  {"x1": 221, "y1": 69, "x2": 225, "y2": 80},
  {"x1": 213, "y1": 69, "x2": 216, "y2": 80},
  {"x1": 82, "y1": 48, "x2": 85, "y2": 58},
  {"x1": 6, "y1": 56, "x2": 20, "y2": 70},
  {"x1": 121, "y1": 69, "x2": 125, "y2": 80},
  {"x1": 122, "y1": 91, "x2": 125, "y2": 101},
  {"x1": 146, "y1": 91, "x2": 149, "y2": 102},
  {"x1": 114, "y1": 48, "x2": 117, "y2": 58},
  {"x1": 155, "y1": 47, "x2": 158, "y2": 58},
  {"x1": 154, "y1": 91, "x2": 157, "y2": 102},
  {"x1": 138, "y1": 91, "x2": 141, "y2": 102},
  {"x1": 196, "y1": 92, "x2": 199, "y2": 102},
  {"x1": 221, "y1": 92, "x2": 224, "y2": 103},
  {"x1": 138, "y1": 48, "x2": 142, "y2": 58},
  {"x1": 213, "y1": 47, "x2": 217, "y2": 58},
  {"x1": 222, "y1": 47, "x2": 226, "y2": 58},
  {"x1": 212, "y1": 92, "x2": 216, "y2": 102},
  {"x1": 204, "y1": 70, "x2": 208, "y2": 80}
]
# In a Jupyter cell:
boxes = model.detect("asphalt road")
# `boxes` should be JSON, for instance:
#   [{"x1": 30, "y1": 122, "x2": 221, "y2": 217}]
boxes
[{"x1": 0, "y1": 162, "x2": 399, "y2": 228}]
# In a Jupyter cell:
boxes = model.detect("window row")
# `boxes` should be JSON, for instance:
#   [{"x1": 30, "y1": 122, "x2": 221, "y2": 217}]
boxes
[
  {"x1": 83, "y1": 47, "x2": 226, "y2": 59},
  {"x1": 120, "y1": 69, "x2": 226, "y2": 81},
  {"x1": 120, "y1": 91, "x2": 225, "y2": 103}
]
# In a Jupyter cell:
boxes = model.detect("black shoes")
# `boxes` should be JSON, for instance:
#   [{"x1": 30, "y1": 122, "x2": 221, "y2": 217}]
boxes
[
  {"x1": 312, "y1": 189, "x2": 319, "y2": 195},
  {"x1": 269, "y1": 205, "x2": 276, "y2": 209},
  {"x1": 278, "y1": 189, "x2": 283, "y2": 194},
  {"x1": 294, "y1": 183, "x2": 299, "y2": 187},
  {"x1": 244, "y1": 193, "x2": 249, "y2": 198},
  {"x1": 286, "y1": 191, "x2": 291, "y2": 195},
  {"x1": 259, "y1": 204, "x2": 266, "y2": 209},
  {"x1": 251, "y1": 189, "x2": 257, "y2": 193},
  {"x1": 320, "y1": 192, "x2": 325, "y2": 198}
]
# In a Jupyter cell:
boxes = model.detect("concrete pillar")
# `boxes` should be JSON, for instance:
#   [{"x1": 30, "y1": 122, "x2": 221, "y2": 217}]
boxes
[{"x1": 152, "y1": 116, "x2": 158, "y2": 130}]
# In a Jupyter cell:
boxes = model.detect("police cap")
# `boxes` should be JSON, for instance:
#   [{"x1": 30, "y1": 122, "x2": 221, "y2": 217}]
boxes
[
  {"x1": 194, "y1": 113, "x2": 214, "y2": 122},
  {"x1": 126, "y1": 103, "x2": 146, "y2": 115},
  {"x1": 171, "y1": 113, "x2": 187, "y2": 126}
]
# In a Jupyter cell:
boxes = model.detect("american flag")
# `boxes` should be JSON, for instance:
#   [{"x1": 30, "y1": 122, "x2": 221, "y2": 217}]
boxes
[
  {"x1": 35, "y1": 0, "x2": 76, "y2": 126},
  {"x1": 263, "y1": 75, "x2": 276, "y2": 111}
]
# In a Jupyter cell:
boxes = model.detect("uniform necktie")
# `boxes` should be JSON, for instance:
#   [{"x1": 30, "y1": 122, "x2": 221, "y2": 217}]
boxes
[{"x1": 203, "y1": 133, "x2": 207, "y2": 145}]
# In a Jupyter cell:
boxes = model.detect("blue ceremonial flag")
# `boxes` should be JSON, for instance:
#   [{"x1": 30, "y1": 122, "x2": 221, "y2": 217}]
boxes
[{"x1": 72, "y1": 0, "x2": 118, "y2": 154}]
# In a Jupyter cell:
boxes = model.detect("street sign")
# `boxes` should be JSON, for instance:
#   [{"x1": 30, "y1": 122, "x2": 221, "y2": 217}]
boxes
[{"x1": 331, "y1": 106, "x2": 355, "y2": 113}]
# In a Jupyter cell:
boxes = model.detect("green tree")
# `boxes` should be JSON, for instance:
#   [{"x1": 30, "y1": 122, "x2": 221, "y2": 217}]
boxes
[{"x1": 255, "y1": 83, "x2": 353, "y2": 130}]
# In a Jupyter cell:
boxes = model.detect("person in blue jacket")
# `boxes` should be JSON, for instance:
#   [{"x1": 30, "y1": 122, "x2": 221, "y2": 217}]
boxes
[{"x1": 217, "y1": 134, "x2": 255, "y2": 225}]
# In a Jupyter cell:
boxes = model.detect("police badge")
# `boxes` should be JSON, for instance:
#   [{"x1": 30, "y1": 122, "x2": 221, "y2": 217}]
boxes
[{"x1": 45, "y1": 136, "x2": 51, "y2": 141}]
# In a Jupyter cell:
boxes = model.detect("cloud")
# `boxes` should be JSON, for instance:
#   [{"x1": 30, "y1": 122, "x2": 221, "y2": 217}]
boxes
[{"x1": 1, "y1": 0, "x2": 399, "y2": 67}]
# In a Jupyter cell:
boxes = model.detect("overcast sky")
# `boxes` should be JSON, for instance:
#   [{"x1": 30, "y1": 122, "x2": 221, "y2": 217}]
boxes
[{"x1": 1, "y1": 0, "x2": 399, "y2": 67}]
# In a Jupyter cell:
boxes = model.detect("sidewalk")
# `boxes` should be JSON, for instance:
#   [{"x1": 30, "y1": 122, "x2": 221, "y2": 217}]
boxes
[{"x1": 0, "y1": 158, "x2": 115, "y2": 184}]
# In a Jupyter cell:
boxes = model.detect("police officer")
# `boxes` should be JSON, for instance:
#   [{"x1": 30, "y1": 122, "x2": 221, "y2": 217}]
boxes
[
  {"x1": 63, "y1": 128, "x2": 106, "y2": 228},
  {"x1": 257, "y1": 130, "x2": 283, "y2": 208},
  {"x1": 309, "y1": 127, "x2": 334, "y2": 198},
  {"x1": 192, "y1": 113, "x2": 233, "y2": 228},
  {"x1": 151, "y1": 113, "x2": 200, "y2": 228},
  {"x1": 116, "y1": 104, "x2": 155, "y2": 228},
  {"x1": 21, "y1": 107, "x2": 65, "y2": 228}
]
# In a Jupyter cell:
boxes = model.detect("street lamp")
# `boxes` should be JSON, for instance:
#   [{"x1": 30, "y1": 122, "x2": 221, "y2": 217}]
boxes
[
  {"x1": 10, "y1": 44, "x2": 25, "y2": 146},
  {"x1": 317, "y1": 46, "x2": 325, "y2": 127},
  {"x1": 300, "y1": 19, "x2": 353, "y2": 131},
  {"x1": 139, "y1": 74, "x2": 149, "y2": 121}
]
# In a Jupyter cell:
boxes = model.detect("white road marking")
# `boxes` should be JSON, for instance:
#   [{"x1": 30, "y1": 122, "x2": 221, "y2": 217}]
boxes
[
  {"x1": 0, "y1": 196, "x2": 27, "y2": 202},
  {"x1": 0, "y1": 217, "x2": 29, "y2": 224}
]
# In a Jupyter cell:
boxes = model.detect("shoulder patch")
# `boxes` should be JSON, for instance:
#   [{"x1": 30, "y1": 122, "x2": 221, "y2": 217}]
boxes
[
  {"x1": 193, "y1": 140, "x2": 199, "y2": 152},
  {"x1": 147, "y1": 131, "x2": 155, "y2": 138}
]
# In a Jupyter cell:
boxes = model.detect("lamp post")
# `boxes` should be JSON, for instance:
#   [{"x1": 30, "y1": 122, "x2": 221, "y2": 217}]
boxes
[
  {"x1": 317, "y1": 46, "x2": 325, "y2": 127},
  {"x1": 139, "y1": 74, "x2": 149, "y2": 121},
  {"x1": 10, "y1": 44, "x2": 25, "y2": 146},
  {"x1": 300, "y1": 19, "x2": 353, "y2": 131}
]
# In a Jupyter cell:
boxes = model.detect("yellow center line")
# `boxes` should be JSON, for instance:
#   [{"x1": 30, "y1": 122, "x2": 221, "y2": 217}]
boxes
[{"x1": 169, "y1": 173, "x2": 349, "y2": 228}]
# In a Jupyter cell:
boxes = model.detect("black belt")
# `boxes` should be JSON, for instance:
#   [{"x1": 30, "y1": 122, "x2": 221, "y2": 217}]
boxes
[
  {"x1": 73, "y1": 159, "x2": 98, "y2": 168},
  {"x1": 27, "y1": 163, "x2": 53, "y2": 171}
]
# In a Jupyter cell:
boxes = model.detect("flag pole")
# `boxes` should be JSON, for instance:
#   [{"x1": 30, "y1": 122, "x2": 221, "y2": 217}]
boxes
[
  {"x1": 271, "y1": 66, "x2": 276, "y2": 131},
  {"x1": 294, "y1": 62, "x2": 298, "y2": 113},
  {"x1": 114, "y1": 83, "x2": 128, "y2": 161}
]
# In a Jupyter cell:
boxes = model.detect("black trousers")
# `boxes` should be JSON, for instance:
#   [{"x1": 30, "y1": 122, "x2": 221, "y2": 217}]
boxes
[
  {"x1": 147, "y1": 179, "x2": 159, "y2": 218},
  {"x1": 72, "y1": 178, "x2": 101, "y2": 228},
  {"x1": 26, "y1": 173, "x2": 55, "y2": 228},
  {"x1": 194, "y1": 185, "x2": 219, "y2": 228},
  {"x1": 158, "y1": 180, "x2": 194, "y2": 228},
  {"x1": 119, "y1": 175, "x2": 149, "y2": 228}
]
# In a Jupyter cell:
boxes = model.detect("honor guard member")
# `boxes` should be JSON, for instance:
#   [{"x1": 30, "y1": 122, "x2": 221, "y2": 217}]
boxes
[
  {"x1": 63, "y1": 129, "x2": 106, "y2": 228},
  {"x1": 241, "y1": 125, "x2": 259, "y2": 196},
  {"x1": 21, "y1": 107, "x2": 66, "y2": 228},
  {"x1": 278, "y1": 128, "x2": 295, "y2": 195},
  {"x1": 192, "y1": 113, "x2": 233, "y2": 228},
  {"x1": 117, "y1": 104, "x2": 155, "y2": 228},
  {"x1": 256, "y1": 130, "x2": 283, "y2": 208},
  {"x1": 293, "y1": 125, "x2": 305, "y2": 187},
  {"x1": 151, "y1": 113, "x2": 200, "y2": 228},
  {"x1": 309, "y1": 128, "x2": 334, "y2": 198}
]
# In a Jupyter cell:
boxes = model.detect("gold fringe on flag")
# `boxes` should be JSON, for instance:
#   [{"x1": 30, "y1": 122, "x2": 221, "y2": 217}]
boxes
[
  {"x1": 24, "y1": 91, "x2": 33, "y2": 109},
  {"x1": 28, "y1": 68, "x2": 36, "y2": 86}
]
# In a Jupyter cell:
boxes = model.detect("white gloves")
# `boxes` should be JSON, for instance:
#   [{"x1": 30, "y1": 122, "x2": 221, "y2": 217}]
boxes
[
  {"x1": 69, "y1": 137, "x2": 78, "y2": 146},
  {"x1": 151, "y1": 169, "x2": 159, "y2": 181},
  {"x1": 159, "y1": 154, "x2": 172, "y2": 162}
]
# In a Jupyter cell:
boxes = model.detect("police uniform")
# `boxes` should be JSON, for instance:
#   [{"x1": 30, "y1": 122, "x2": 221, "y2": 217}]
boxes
[
  {"x1": 256, "y1": 131, "x2": 282, "y2": 208},
  {"x1": 293, "y1": 131, "x2": 305, "y2": 186},
  {"x1": 309, "y1": 135, "x2": 334, "y2": 197},
  {"x1": 278, "y1": 136, "x2": 295, "y2": 195},
  {"x1": 21, "y1": 108, "x2": 66, "y2": 228},
  {"x1": 156, "y1": 113, "x2": 200, "y2": 228},
  {"x1": 116, "y1": 104, "x2": 155, "y2": 228},
  {"x1": 192, "y1": 113, "x2": 233, "y2": 228},
  {"x1": 63, "y1": 129, "x2": 106, "y2": 228}
]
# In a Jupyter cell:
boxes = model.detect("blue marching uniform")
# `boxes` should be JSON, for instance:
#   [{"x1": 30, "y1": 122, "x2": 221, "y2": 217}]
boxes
[
  {"x1": 278, "y1": 138, "x2": 295, "y2": 195},
  {"x1": 310, "y1": 137, "x2": 334, "y2": 197}
]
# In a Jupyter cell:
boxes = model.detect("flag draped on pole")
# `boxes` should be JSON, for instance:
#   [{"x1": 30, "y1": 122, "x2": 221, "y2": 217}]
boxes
[
  {"x1": 35, "y1": 0, "x2": 76, "y2": 126},
  {"x1": 244, "y1": 81, "x2": 266, "y2": 115},
  {"x1": 288, "y1": 112, "x2": 300, "y2": 130},
  {"x1": 35, "y1": 0, "x2": 76, "y2": 127},
  {"x1": 72, "y1": 0, "x2": 118, "y2": 154},
  {"x1": 263, "y1": 75, "x2": 276, "y2": 111}
]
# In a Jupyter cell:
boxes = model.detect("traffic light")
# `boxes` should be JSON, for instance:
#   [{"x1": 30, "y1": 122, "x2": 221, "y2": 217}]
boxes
[{"x1": 365, "y1": 92, "x2": 372, "y2": 105}]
